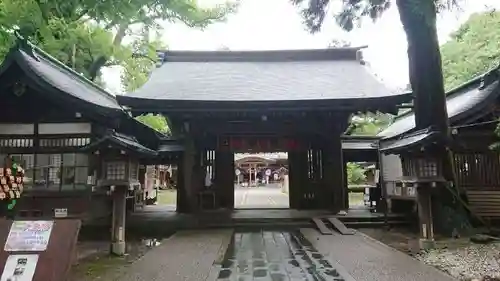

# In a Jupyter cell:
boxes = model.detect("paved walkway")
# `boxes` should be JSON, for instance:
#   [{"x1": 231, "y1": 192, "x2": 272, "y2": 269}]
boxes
[
  {"x1": 301, "y1": 228, "x2": 456, "y2": 281},
  {"x1": 234, "y1": 184, "x2": 289, "y2": 209},
  {"x1": 107, "y1": 228, "x2": 456, "y2": 281},
  {"x1": 112, "y1": 229, "x2": 233, "y2": 281}
]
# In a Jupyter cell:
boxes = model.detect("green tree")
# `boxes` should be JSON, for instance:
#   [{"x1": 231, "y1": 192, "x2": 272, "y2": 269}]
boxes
[
  {"x1": 292, "y1": 0, "x2": 469, "y2": 234},
  {"x1": 328, "y1": 38, "x2": 351, "y2": 48},
  {"x1": 347, "y1": 112, "x2": 394, "y2": 135},
  {"x1": 349, "y1": 11, "x2": 500, "y2": 136},
  {"x1": 136, "y1": 113, "x2": 170, "y2": 134},
  {"x1": 0, "y1": 0, "x2": 237, "y2": 86},
  {"x1": 346, "y1": 162, "x2": 366, "y2": 185},
  {"x1": 440, "y1": 11, "x2": 500, "y2": 91}
]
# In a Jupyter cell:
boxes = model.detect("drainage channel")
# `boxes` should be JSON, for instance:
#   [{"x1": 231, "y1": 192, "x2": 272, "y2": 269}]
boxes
[{"x1": 216, "y1": 228, "x2": 351, "y2": 281}]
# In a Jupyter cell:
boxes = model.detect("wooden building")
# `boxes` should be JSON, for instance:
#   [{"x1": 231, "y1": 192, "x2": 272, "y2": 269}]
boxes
[
  {"x1": 234, "y1": 153, "x2": 288, "y2": 185},
  {"x1": 0, "y1": 38, "x2": 165, "y2": 223},
  {"x1": 379, "y1": 66, "x2": 500, "y2": 225},
  {"x1": 116, "y1": 48, "x2": 412, "y2": 213}
]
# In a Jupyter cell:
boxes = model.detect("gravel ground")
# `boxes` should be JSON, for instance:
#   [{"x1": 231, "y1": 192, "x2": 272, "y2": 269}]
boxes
[
  {"x1": 359, "y1": 228, "x2": 500, "y2": 281},
  {"x1": 415, "y1": 241, "x2": 500, "y2": 281}
]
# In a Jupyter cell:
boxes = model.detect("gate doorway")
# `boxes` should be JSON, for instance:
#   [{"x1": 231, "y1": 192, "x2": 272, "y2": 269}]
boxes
[{"x1": 234, "y1": 152, "x2": 289, "y2": 209}]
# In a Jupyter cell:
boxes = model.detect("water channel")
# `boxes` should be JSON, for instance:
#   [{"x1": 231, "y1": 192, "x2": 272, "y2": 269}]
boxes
[{"x1": 216, "y1": 229, "x2": 348, "y2": 281}]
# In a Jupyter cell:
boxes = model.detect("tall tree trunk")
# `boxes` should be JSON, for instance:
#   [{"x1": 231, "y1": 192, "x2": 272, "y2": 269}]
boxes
[
  {"x1": 396, "y1": 0, "x2": 470, "y2": 235},
  {"x1": 87, "y1": 23, "x2": 129, "y2": 80},
  {"x1": 396, "y1": 0, "x2": 448, "y2": 131}
]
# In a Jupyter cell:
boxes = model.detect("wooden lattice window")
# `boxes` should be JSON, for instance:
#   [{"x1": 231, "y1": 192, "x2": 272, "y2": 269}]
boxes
[
  {"x1": 39, "y1": 137, "x2": 91, "y2": 147},
  {"x1": 307, "y1": 149, "x2": 323, "y2": 180},
  {"x1": 401, "y1": 156, "x2": 440, "y2": 178},
  {"x1": 106, "y1": 161, "x2": 126, "y2": 180},
  {"x1": 129, "y1": 161, "x2": 139, "y2": 180},
  {"x1": 454, "y1": 153, "x2": 500, "y2": 188},
  {"x1": 0, "y1": 138, "x2": 33, "y2": 147}
]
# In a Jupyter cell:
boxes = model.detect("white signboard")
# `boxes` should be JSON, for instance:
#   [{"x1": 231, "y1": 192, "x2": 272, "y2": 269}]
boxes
[
  {"x1": 407, "y1": 186, "x2": 416, "y2": 197},
  {"x1": 4, "y1": 221, "x2": 54, "y2": 252},
  {"x1": 54, "y1": 208, "x2": 68, "y2": 218},
  {"x1": 235, "y1": 169, "x2": 240, "y2": 176},
  {"x1": 1, "y1": 254, "x2": 39, "y2": 281},
  {"x1": 265, "y1": 169, "x2": 271, "y2": 176}
]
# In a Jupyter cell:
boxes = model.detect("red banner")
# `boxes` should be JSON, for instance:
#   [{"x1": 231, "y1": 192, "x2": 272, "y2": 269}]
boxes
[{"x1": 220, "y1": 137, "x2": 300, "y2": 151}]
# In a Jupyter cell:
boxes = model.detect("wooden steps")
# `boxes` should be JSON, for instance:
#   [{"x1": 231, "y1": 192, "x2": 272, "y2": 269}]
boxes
[
  {"x1": 312, "y1": 218, "x2": 333, "y2": 235},
  {"x1": 312, "y1": 217, "x2": 356, "y2": 235},
  {"x1": 327, "y1": 217, "x2": 356, "y2": 235},
  {"x1": 467, "y1": 191, "x2": 500, "y2": 218}
]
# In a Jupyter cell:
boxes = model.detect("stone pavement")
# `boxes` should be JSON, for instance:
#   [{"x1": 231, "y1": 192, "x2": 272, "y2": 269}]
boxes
[
  {"x1": 111, "y1": 229, "x2": 233, "y2": 281},
  {"x1": 301, "y1": 228, "x2": 457, "y2": 281},
  {"x1": 214, "y1": 229, "x2": 354, "y2": 281},
  {"x1": 104, "y1": 227, "x2": 457, "y2": 281},
  {"x1": 234, "y1": 185, "x2": 289, "y2": 209}
]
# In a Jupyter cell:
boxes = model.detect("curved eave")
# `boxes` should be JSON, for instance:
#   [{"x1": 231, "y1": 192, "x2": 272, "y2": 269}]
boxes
[
  {"x1": 4, "y1": 48, "x2": 123, "y2": 118},
  {"x1": 81, "y1": 135, "x2": 158, "y2": 157},
  {"x1": 380, "y1": 130, "x2": 442, "y2": 155},
  {"x1": 117, "y1": 93, "x2": 412, "y2": 114},
  {"x1": 379, "y1": 71, "x2": 500, "y2": 141}
]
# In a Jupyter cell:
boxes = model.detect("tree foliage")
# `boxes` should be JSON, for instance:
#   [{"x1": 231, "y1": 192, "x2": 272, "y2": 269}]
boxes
[
  {"x1": 346, "y1": 162, "x2": 366, "y2": 185},
  {"x1": 328, "y1": 39, "x2": 351, "y2": 48},
  {"x1": 293, "y1": 0, "x2": 471, "y2": 233},
  {"x1": 350, "y1": 11, "x2": 500, "y2": 136},
  {"x1": 136, "y1": 113, "x2": 170, "y2": 134},
  {"x1": 0, "y1": 0, "x2": 237, "y2": 91},
  {"x1": 441, "y1": 11, "x2": 500, "y2": 91},
  {"x1": 347, "y1": 112, "x2": 394, "y2": 135}
]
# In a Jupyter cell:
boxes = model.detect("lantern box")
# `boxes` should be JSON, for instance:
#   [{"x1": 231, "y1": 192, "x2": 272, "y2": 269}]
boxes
[{"x1": 400, "y1": 154, "x2": 446, "y2": 184}]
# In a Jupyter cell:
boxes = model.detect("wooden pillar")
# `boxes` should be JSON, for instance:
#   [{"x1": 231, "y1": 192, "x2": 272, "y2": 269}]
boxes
[
  {"x1": 177, "y1": 137, "x2": 199, "y2": 213},
  {"x1": 417, "y1": 186, "x2": 435, "y2": 249},
  {"x1": 215, "y1": 151, "x2": 234, "y2": 209},
  {"x1": 111, "y1": 186, "x2": 127, "y2": 256},
  {"x1": 176, "y1": 157, "x2": 189, "y2": 213},
  {"x1": 343, "y1": 158, "x2": 349, "y2": 210},
  {"x1": 322, "y1": 124, "x2": 344, "y2": 212},
  {"x1": 288, "y1": 150, "x2": 308, "y2": 209}
]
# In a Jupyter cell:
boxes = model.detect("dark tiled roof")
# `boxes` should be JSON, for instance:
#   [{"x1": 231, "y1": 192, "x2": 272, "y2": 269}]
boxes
[
  {"x1": 121, "y1": 48, "x2": 407, "y2": 102},
  {"x1": 0, "y1": 41, "x2": 122, "y2": 112},
  {"x1": 378, "y1": 67, "x2": 500, "y2": 139},
  {"x1": 380, "y1": 130, "x2": 441, "y2": 154},
  {"x1": 157, "y1": 142, "x2": 184, "y2": 152},
  {"x1": 82, "y1": 132, "x2": 158, "y2": 156}
]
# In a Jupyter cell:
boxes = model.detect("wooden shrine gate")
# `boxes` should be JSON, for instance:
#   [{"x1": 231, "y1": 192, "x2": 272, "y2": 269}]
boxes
[{"x1": 116, "y1": 47, "x2": 412, "y2": 213}]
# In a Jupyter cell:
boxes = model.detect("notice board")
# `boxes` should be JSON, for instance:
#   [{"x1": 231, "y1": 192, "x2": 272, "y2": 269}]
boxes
[{"x1": 0, "y1": 219, "x2": 81, "y2": 281}]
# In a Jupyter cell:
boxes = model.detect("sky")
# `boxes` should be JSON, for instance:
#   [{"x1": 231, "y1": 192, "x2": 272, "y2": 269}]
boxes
[{"x1": 102, "y1": 0, "x2": 500, "y2": 94}]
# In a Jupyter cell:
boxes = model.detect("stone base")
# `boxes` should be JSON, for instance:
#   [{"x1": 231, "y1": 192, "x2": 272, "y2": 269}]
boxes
[
  {"x1": 418, "y1": 238, "x2": 436, "y2": 250},
  {"x1": 111, "y1": 241, "x2": 126, "y2": 256}
]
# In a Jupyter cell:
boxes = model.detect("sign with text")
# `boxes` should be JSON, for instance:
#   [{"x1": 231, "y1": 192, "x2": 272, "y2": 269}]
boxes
[
  {"x1": 4, "y1": 221, "x2": 54, "y2": 252},
  {"x1": 0, "y1": 254, "x2": 38, "y2": 281},
  {"x1": 54, "y1": 208, "x2": 68, "y2": 218},
  {"x1": 219, "y1": 136, "x2": 302, "y2": 151}
]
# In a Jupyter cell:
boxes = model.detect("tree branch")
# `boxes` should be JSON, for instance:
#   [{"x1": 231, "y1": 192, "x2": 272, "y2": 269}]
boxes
[
  {"x1": 87, "y1": 23, "x2": 129, "y2": 80},
  {"x1": 33, "y1": 0, "x2": 50, "y2": 24}
]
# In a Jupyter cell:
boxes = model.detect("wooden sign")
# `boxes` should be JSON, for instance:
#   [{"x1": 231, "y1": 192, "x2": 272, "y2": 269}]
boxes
[
  {"x1": 4, "y1": 221, "x2": 54, "y2": 252},
  {"x1": 219, "y1": 136, "x2": 302, "y2": 151},
  {"x1": 0, "y1": 219, "x2": 81, "y2": 281}
]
